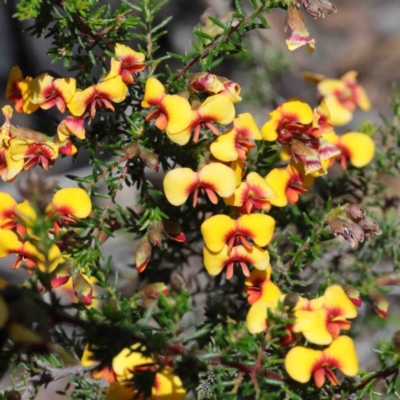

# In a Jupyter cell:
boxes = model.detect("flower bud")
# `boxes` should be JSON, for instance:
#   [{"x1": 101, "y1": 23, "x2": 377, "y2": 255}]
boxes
[
  {"x1": 134, "y1": 235, "x2": 152, "y2": 273},
  {"x1": 148, "y1": 224, "x2": 163, "y2": 247},
  {"x1": 139, "y1": 282, "x2": 169, "y2": 309},
  {"x1": 159, "y1": 220, "x2": 186, "y2": 242},
  {"x1": 370, "y1": 289, "x2": 389, "y2": 318},
  {"x1": 216, "y1": 76, "x2": 242, "y2": 103},
  {"x1": 283, "y1": 292, "x2": 299, "y2": 310},
  {"x1": 341, "y1": 284, "x2": 362, "y2": 307},
  {"x1": 51, "y1": 264, "x2": 71, "y2": 289},
  {"x1": 73, "y1": 274, "x2": 93, "y2": 306},
  {"x1": 345, "y1": 204, "x2": 365, "y2": 221},
  {"x1": 124, "y1": 142, "x2": 140, "y2": 159},
  {"x1": 139, "y1": 149, "x2": 159, "y2": 171},
  {"x1": 295, "y1": 0, "x2": 336, "y2": 18},
  {"x1": 188, "y1": 72, "x2": 224, "y2": 94},
  {"x1": 359, "y1": 215, "x2": 382, "y2": 239}
]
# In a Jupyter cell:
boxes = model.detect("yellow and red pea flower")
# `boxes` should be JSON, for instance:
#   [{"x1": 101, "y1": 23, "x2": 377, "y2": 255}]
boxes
[
  {"x1": 210, "y1": 113, "x2": 261, "y2": 162},
  {"x1": 108, "y1": 346, "x2": 186, "y2": 400},
  {"x1": 0, "y1": 228, "x2": 61, "y2": 272},
  {"x1": 317, "y1": 71, "x2": 371, "y2": 125},
  {"x1": 46, "y1": 187, "x2": 92, "y2": 234},
  {"x1": 67, "y1": 76, "x2": 127, "y2": 119},
  {"x1": 201, "y1": 213, "x2": 275, "y2": 254},
  {"x1": 29, "y1": 73, "x2": 76, "y2": 113},
  {"x1": 169, "y1": 94, "x2": 235, "y2": 144},
  {"x1": 188, "y1": 73, "x2": 242, "y2": 103},
  {"x1": 285, "y1": 335, "x2": 359, "y2": 388},
  {"x1": 104, "y1": 43, "x2": 145, "y2": 84},
  {"x1": 285, "y1": 4, "x2": 315, "y2": 53},
  {"x1": 5, "y1": 66, "x2": 39, "y2": 114},
  {"x1": 322, "y1": 131, "x2": 375, "y2": 169},
  {"x1": 293, "y1": 285, "x2": 358, "y2": 345},
  {"x1": 244, "y1": 266, "x2": 282, "y2": 305},
  {"x1": 265, "y1": 162, "x2": 315, "y2": 207},
  {"x1": 81, "y1": 343, "x2": 116, "y2": 383},
  {"x1": 163, "y1": 163, "x2": 236, "y2": 207},
  {"x1": 261, "y1": 99, "x2": 341, "y2": 174},
  {"x1": 224, "y1": 171, "x2": 276, "y2": 214},
  {"x1": 57, "y1": 115, "x2": 86, "y2": 141},
  {"x1": 141, "y1": 77, "x2": 192, "y2": 144},
  {"x1": 203, "y1": 244, "x2": 270, "y2": 280}
]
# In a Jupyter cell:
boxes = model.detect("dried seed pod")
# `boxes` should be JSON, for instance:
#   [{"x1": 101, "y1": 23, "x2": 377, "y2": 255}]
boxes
[{"x1": 134, "y1": 235, "x2": 152, "y2": 273}]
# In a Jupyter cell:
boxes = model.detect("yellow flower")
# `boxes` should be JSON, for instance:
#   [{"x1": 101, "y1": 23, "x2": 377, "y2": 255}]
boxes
[
  {"x1": 201, "y1": 213, "x2": 275, "y2": 253},
  {"x1": 29, "y1": 73, "x2": 76, "y2": 113},
  {"x1": 224, "y1": 172, "x2": 276, "y2": 214},
  {"x1": 68, "y1": 76, "x2": 127, "y2": 118},
  {"x1": 141, "y1": 77, "x2": 192, "y2": 143},
  {"x1": 210, "y1": 113, "x2": 261, "y2": 162},
  {"x1": 163, "y1": 163, "x2": 236, "y2": 207},
  {"x1": 203, "y1": 244, "x2": 269, "y2": 280},
  {"x1": 317, "y1": 71, "x2": 371, "y2": 125},
  {"x1": 285, "y1": 336, "x2": 359, "y2": 388},
  {"x1": 104, "y1": 43, "x2": 145, "y2": 84},
  {"x1": 171, "y1": 94, "x2": 235, "y2": 144},
  {"x1": 244, "y1": 266, "x2": 282, "y2": 305},
  {"x1": 322, "y1": 131, "x2": 375, "y2": 169},
  {"x1": 285, "y1": 4, "x2": 315, "y2": 53}
]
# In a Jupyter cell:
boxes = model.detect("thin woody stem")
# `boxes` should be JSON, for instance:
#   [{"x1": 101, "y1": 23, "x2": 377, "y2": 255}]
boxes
[
  {"x1": 166, "y1": 4, "x2": 267, "y2": 90},
  {"x1": 354, "y1": 366, "x2": 399, "y2": 391}
]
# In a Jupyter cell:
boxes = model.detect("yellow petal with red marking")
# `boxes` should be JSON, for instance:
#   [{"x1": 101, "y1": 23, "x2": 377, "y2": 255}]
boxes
[
  {"x1": 294, "y1": 309, "x2": 333, "y2": 345},
  {"x1": 0, "y1": 228, "x2": 22, "y2": 257},
  {"x1": 237, "y1": 214, "x2": 275, "y2": 247},
  {"x1": 0, "y1": 192, "x2": 17, "y2": 228},
  {"x1": 324, "y1": 285, "x2": 357, "y2": 319},
  {"x1": 203, "y1": 244, "x2": 269, "y2": 277},
  {"x1": 234, "y1": 113, "x2": 262, "y2": 140},
  {"x1": 198, "y1": 94, "x2": 235, "y2": 125},
  {"x1": 163, "y1": 168, "x2": 198, "y2": 206},
  {"x1": 112, "y1": 346, "x2": 153, "y2": 381},
  {"x1": 4, "y1": 149, "x2": 24, "y2": 181},
  {"x1": 210, "y1": 127, "x2": 238, "y2": 162},
  {"x1": 163, "y1": 94, "x2": 192, "y2": 136},
  {"x1": 246, "y1": 300, "x2": 272, "y2": 334},
  {"x1": 152, "y1": 366, "x2": 186, "y2": 399},
  {"x1": 285, "y1": 4, "x2": 315, "y2": 53},
  {"x1": 198, "y1": 163, "x2": 236, "y2": 198},
  {"x1": 201, "y1": 214, "x2": 236, "y2": 253},
  {"x1": 285, "y1": 346, "x2": 320, "y2": 383},
  {"x1": 141, "y1": 77, "x2": 166, "y2": 108},
  {"x1": 324, "y1": 336, "x2": 359, "y2": 377},
  {"x1": 50, "y1": 188, "x2": 92, "y2": 219},
  {"x1": 324, "y1": 95, "x2": 353, "y2": 126},
  {"x1": 265, "y1": 168, "x2": 290, "y2": 207},
  {"x1": 341, "y1": 132, "x2": 375, "y2": 167}
]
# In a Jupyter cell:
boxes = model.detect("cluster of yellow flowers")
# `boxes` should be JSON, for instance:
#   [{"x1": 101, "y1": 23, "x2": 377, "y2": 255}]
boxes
[
  {"x1": 82, "y1": 340, "x2": 186, "y2": 400},
  {"x1": 2, "y1": 43, "x2": 145, "y2": 182},
  {"x1": 0, "y1": 188, "x2": 92, "y2": 303}
]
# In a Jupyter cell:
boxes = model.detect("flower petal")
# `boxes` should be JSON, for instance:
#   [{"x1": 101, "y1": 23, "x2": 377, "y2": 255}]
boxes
[
  {"x1": 112, "y1": 346, "x2": 153, "y2": 381},
  {"x1": 324, "y1": 95, "x2": 353, "y2": 126},
  {"x1": 340, "y1": 132, "x2": 375, "y2": 167},
  {"x1": 324, "y1": 336, "x2": 359, "y2": 377},
  {"x1": 246, "y1": 301, "x2": 271, "y2": 333},
  {"x1": 50, "y1": 188, "x2": 92, "y2": 219},
  {"x1": 323, "y1": 285, "x2": 358, "y2": 319},
  {"x1": 141, "y1": 77, "x2": 166, "y2": 108},
  {"x1": 163, "y1": 168, "x2": 198, "y2": 206},
  {"x1": 198, "y1": 163, "x2": 236, "y2": 198},
  {"x1": 265, "y1": 168, "x2": 290, "y2": 207},
  {"x1": 237, "y1": 214, "x2": 275, "y2": 247},
  {"x1": 198, "y1": 94, "x2": 235, "y2": 125},
  {"x1": 201, "y1": 214, "x2": 236, "y2": 253},
  {"x1": 163, "y1": 94, "x2": 192, "y2": 136},
  {"x1": 152, "y1": 367, "x2": 186, "y2": 399},
  {"x1": 210, "y1": 128, "x2": 238, "y2": 162},
  {"x1": 285, "y1": 346, "x2": 320, "y2": 383}
]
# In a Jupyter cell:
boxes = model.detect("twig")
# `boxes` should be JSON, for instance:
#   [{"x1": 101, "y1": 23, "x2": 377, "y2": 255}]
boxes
[
  {"x1": 20, "y1": 361, "x2": 100, "y2": 400},
  {"x1": 166, "y1": 4, "x2": 267, "y2": 90},
  {"x1": 354, "y1": 365, "x2": 399, "y2": 390}
]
